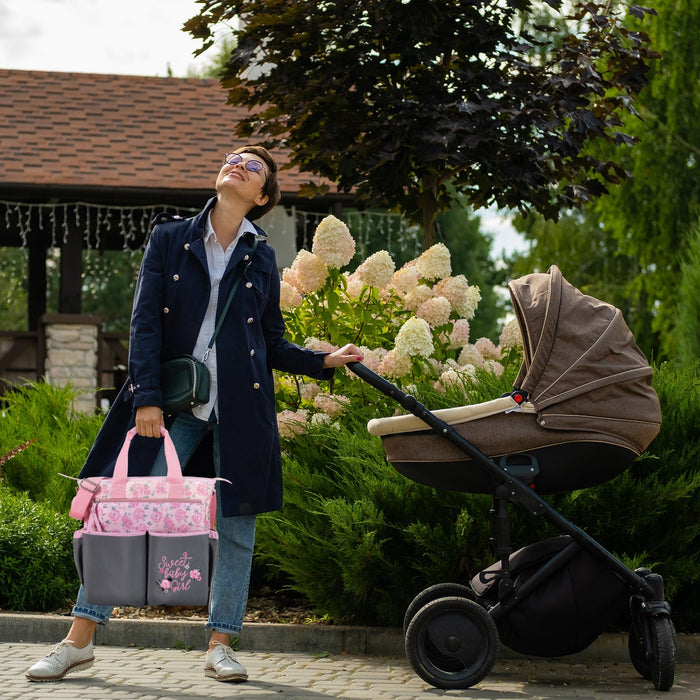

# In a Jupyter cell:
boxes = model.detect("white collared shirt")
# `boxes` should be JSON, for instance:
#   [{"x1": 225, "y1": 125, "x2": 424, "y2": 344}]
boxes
[{"x1": 191, "y1": 212, "x2": 258, "y2": 421}]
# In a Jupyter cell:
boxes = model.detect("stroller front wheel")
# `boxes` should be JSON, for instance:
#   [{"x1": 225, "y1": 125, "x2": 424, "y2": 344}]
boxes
[
  {"x1": 403, "y1": 582, "x2": 476, "y2": 634},
  {"x1": 405, "y1": 595, "x2": 498, "y2": 689},
  {"x1": 628, "y1": 601, "x2": 676, "y2": 691}
]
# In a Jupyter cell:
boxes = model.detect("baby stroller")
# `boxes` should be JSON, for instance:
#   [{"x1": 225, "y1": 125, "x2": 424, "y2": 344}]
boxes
[{"x1": 348, "y1": 265, "x2": 675, "y2": 691}]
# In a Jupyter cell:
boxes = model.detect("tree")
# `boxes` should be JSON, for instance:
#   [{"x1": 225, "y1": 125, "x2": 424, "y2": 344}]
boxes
[
  {"x1": 673, "y1": 218, "x2": 700, "y2": 368},
  {"x1": 509, "y1": 208, "x2": 656, "y2": 354},
  {"x1": 436, "y1": 200, "x2": 508, "y2": 341},
  {"x1": 0, "y1": 248, "x2": 29, "y2": 329},
  {"x1": 592, "y1": 0, "x2": 700, "y2": 358},
  {"x1": 185, "y1": 0, "x2": 658, "y2": 247}
]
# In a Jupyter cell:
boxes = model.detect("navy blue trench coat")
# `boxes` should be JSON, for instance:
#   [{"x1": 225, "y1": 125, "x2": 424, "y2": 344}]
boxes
[{"x1": 79, "y1": 198, "x2": 332, "y2": 516}]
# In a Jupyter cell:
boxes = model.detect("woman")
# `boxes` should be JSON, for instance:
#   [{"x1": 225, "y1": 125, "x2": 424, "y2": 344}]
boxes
[{"x1": 26, "y1": 146, "x2": 362, "y2": 683}]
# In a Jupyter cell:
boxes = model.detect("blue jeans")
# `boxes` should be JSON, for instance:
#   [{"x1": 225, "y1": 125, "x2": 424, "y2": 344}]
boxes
[{"x1": 72, "y1": 412, "x2": 257, "y2": 635}]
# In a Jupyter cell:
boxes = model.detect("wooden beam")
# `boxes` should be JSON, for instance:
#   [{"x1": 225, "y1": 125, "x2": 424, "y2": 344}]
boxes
[
  {"x1": 59, "y1": 222, "x2": 82, "y2": 314},
  {"x1": 27, "y1": 226, "x2": 48, "y2": 331}
]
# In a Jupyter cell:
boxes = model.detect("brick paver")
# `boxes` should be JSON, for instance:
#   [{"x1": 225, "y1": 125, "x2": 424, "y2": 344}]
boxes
[{"x1": 3, "y1": 642, "x2": 699, "y2": 699}]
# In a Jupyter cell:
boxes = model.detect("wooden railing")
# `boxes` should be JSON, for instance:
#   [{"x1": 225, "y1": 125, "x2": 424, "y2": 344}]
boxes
[
  {"x1": 0, "y1": 330, "x2": 42, "y2": 391},
  {"x1": 0, "y1": 328, "x2": 129, "y2": 408}
]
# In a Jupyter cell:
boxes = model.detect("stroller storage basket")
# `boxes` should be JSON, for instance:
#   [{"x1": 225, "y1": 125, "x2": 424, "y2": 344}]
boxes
[{"x1": 471, "y1": 536, "x2": 629, "y2": 657}]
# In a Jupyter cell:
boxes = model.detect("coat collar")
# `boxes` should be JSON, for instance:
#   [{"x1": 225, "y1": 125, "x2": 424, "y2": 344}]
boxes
[
  {"x1": 193, "y1": 197, "x2": 268, "y2": 239},
  {"x1": 188, "y1": 197, "x2": 265, "y2": 277}
]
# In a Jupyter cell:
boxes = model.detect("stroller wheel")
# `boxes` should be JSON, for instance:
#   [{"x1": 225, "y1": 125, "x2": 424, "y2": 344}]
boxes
[
  {"x1": 403, "y1": 582, "x2": 475, "y2": 634},
  {"x1": 405, "y1": 595, "x2": 498, "y2": 689},
  {"x1": 628, "y1": 607, "x2": 676, "y2": 691}
]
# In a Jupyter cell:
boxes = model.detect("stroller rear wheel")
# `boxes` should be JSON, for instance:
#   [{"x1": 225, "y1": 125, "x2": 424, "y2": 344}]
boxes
[
  {"x1": 629, "y1": 598, "x2": 676, "y2": 691},
  {"x1": 403, "y1": 582, "x2": 475, "y2": 634},
  {"x1": 405, "y1": 595, "x2": 498, "y2": 689}
]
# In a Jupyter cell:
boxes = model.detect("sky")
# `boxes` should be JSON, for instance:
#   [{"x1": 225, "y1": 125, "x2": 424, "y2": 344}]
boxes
[{"x1": 0, "y1": 0, "x2": 526, "y2": 254}]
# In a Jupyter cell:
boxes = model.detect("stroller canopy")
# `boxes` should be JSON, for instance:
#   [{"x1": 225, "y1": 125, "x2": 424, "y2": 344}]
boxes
[{"x1": 509, "y1": 265, "x2": 660, "y2": 453}]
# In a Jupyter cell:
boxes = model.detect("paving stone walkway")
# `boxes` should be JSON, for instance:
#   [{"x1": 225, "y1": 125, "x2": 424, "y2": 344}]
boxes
[{"x1": 5, "y1": 642, "x2": 699, "y2": 699}]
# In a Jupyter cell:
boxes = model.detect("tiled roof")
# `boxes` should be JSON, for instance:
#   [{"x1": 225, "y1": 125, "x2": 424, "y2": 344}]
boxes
[{"x1": 1, "y1": 69, "x2": 327, "y2": 197}]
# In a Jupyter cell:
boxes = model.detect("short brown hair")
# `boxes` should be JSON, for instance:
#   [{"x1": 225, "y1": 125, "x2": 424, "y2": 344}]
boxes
[{"x1": 235, "y1": 145, "x2": 281, "y2": 221}]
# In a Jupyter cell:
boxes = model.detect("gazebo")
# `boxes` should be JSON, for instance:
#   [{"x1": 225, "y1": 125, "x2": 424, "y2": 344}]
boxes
[{"x1": 0, "y1": 69, "x2": 353, "y2": 408}]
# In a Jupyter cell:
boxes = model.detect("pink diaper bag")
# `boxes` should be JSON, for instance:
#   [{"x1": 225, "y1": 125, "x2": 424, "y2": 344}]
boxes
[{"x1": 69, "y1": 426, "x2": 222, "y2": 607}]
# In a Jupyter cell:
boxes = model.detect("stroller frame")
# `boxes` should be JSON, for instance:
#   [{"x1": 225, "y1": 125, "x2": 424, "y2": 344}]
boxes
[{"x1": 348, "y1": 361, "x2": 676, "y2": 691}]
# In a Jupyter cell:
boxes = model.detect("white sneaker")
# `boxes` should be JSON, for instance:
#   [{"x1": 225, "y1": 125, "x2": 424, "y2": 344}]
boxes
[
  {"x1": 204, "y1": 641, "x2": 248, "y2": 682},
  {"x1": 25, "y1": 639, "x2": 95, "y2": 682}
]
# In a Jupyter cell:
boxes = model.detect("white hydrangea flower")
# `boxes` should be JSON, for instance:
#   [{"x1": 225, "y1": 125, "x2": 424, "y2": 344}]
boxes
[
  {"x1": 305, "y1": 337, "x2": 338, "y2": 353},
  {"x1": 279, "y1": 280, "x2": 303, "y2": 310},
  {"x1": 290, "y1": 250, "x2": 329, "y2": 293},
  {"x1": 343, "y1": 272, "x2": 365, "y2": 298},
  {"x1": 404, "y1": 284, "x2": 434, "y2": 311},
  {"x1": 390, "y1": 264, "x2": 421, "y2": 293},
  {"x1": 277, "y1": 409, "x2": 309, "y2": 439},
  {"x1": 433, "y1": 275, "x2": 474, "y2": 318},
  {"x1": 448, "y1": 318, "x2": 471, "y2": 349},
  {"x1": 299, "y1": 382, "x2": 322, "y2": 401},
  {"x1": 312, "y1": 215, "x2": 356, "y2": 268},
  {"x1": 458, "y1": 344, "x2": 485, "y2": 367},
  {"x1": 355, "y1": 250, "x2": 395, "y2": 288},
  {"x1": 378, "y1": 349, "x2": 412, "y2": 378},
  {"x1": 314, "y1": 393, "x2": 351, "y2": 418},
  {"x1": 416, "y1": 295, "x2": 452, "y2": 327},
  {"x1": 499, "y1": 318, "x2": 523, "y2": 350},
  {"x1": 483, "y1": 359, "x2": 505, "y2": 377},
  {"x1": 417, "y1": 243, "x2": 451, "y2": 281},
  {"x1": 434, "y1": 367, "x2": 478, "y2": 393},
  {"x1": 474, "y1": 337, "x2": 501, "y2": 360},
  {"x1": 395, "y1": 317, "x2": 434, "y2": 358},
  {"x1": 464, "y1": 285, "x2": 482, "y2": 320}
]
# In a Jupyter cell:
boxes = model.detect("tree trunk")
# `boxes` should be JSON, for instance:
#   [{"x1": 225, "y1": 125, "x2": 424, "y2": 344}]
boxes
[
  {"x1": 420, "y1": 175, "x2": 440, "y2": 249},
  {"x1": 422, "y1": 208, "x2": 436, "y2": 249}
]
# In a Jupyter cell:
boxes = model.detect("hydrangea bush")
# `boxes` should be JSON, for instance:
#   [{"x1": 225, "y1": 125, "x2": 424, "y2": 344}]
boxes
[{"x1": 276, "y1": 214, "x2": 522, "y2": 435}]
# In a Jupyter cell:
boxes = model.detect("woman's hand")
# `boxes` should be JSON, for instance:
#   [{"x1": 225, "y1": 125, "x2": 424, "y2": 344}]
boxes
[
  {"x1": 135, "y1": 405, "x2": 165, "y2": 438},
  {"x1": 322, "y1": 343, "x2": 364, "y2": 368}
]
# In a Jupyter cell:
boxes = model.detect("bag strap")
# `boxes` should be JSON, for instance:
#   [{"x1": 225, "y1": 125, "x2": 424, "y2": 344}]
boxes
[
  {"x1": 202, "y1": 236, "x2": 259, "y2": 362},
  {"x1": 112, "y1": 426, "x2": 184, "y2": 499}
]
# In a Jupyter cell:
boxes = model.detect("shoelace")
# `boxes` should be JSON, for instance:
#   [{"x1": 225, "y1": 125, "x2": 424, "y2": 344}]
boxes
[
  {"x1": 211, "y1": 641, "x2": 237, "y2": 663},
  {"x1": 48, "y1": 640, "x2": 74, "y2": 656}
]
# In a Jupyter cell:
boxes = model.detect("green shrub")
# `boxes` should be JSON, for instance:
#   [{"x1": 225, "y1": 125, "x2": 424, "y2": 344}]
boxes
[
  {"x1": 257, "y1": 364, "x2": 517, "y2": 626},
  {"x1": 0, "y1": 381, "x2": 103, "y2": 512},
  {"x1": 0, "y1": 488, "x2": 79, "y2": 611},
  {"x1": 258, "y1": 360, "x2": 700, "y2": 629},
  {"x1": 671, "y1": 217, "x2": 700, "y2": 366}
]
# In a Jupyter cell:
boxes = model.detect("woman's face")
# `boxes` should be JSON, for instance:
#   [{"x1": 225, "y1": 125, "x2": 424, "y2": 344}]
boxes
[{"x1": 215, "y1": 152, "x2": 269, "y2": 208}]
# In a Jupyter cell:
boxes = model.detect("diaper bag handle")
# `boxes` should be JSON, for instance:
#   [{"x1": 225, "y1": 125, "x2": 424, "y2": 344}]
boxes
[{"x1": 112, "y1": 426, "x2": 185, "y2": 500}]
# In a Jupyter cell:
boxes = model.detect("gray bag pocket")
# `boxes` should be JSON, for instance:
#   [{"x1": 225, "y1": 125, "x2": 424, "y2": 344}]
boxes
[
  {"x1": 78, "y1": 532, "x2": 148, "y2": 607},
  {"x1": 147, "y1": 532, "x2": 216, "y2": 606}
]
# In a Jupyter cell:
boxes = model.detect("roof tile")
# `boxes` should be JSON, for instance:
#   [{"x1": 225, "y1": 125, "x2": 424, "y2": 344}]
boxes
[{"x1": 0, "y1": 69, "x2": 327, "y2": 196}]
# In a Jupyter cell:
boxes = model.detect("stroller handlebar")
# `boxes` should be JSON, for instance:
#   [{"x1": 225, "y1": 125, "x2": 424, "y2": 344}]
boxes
[{"x1": 346, "y1": 361, "x2": 418, "y2": 412}]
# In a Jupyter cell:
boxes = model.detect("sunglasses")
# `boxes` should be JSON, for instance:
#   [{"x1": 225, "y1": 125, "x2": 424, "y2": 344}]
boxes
[{"x1": 224, "y1": 152, "x2": 265, "y2": 173}]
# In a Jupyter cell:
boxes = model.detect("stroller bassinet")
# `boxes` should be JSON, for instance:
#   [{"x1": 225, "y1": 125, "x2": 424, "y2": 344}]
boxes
[
  {"x1": 367, "y1": 264, "x2": 661, "y2": 493},
  {"x1": 347, "y1": 265, "x2": 675, "y2": 692}
]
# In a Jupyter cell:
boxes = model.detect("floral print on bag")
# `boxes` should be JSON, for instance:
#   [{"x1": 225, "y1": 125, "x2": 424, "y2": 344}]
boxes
[{"x1": 84, "y1": 476, "x2": 217, "y2": 533}]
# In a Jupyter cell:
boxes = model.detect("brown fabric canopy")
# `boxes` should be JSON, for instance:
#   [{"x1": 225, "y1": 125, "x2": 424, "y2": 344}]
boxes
[{"x1": 509, "y1": 265, "x2": 661, "y2": 454}]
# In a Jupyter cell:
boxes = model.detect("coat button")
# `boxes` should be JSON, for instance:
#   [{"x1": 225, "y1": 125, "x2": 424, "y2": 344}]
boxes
[
  {"x1": 184, "y1": 243, "x2": 190, "y2": 250},
  {"x1": 163, "y1": 307, "x2": 170, "y2": 314},
  {"x1": 244, "y1": 255, "x2": 250, "y2": 261},
  {"x1": 245, "y1": 282, "x2": 253, "y2": 288},
  {"x1": 247, "y1": 317, "x2": 254, "y2": 324},
  {"x1": 253, "y1": 382, "x2": 260, "y2": 389},
  {"x1": 250, "y1": 349, "x2": 255, "y2": 356},
  {"x1": 173, "y1": 274, "x2": 179, "y2": 281}
]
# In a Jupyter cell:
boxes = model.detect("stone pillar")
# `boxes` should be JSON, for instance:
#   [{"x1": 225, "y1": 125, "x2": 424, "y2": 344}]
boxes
[{"x1": 42, "y1": 314, "x2": 101, "y2": 413}]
